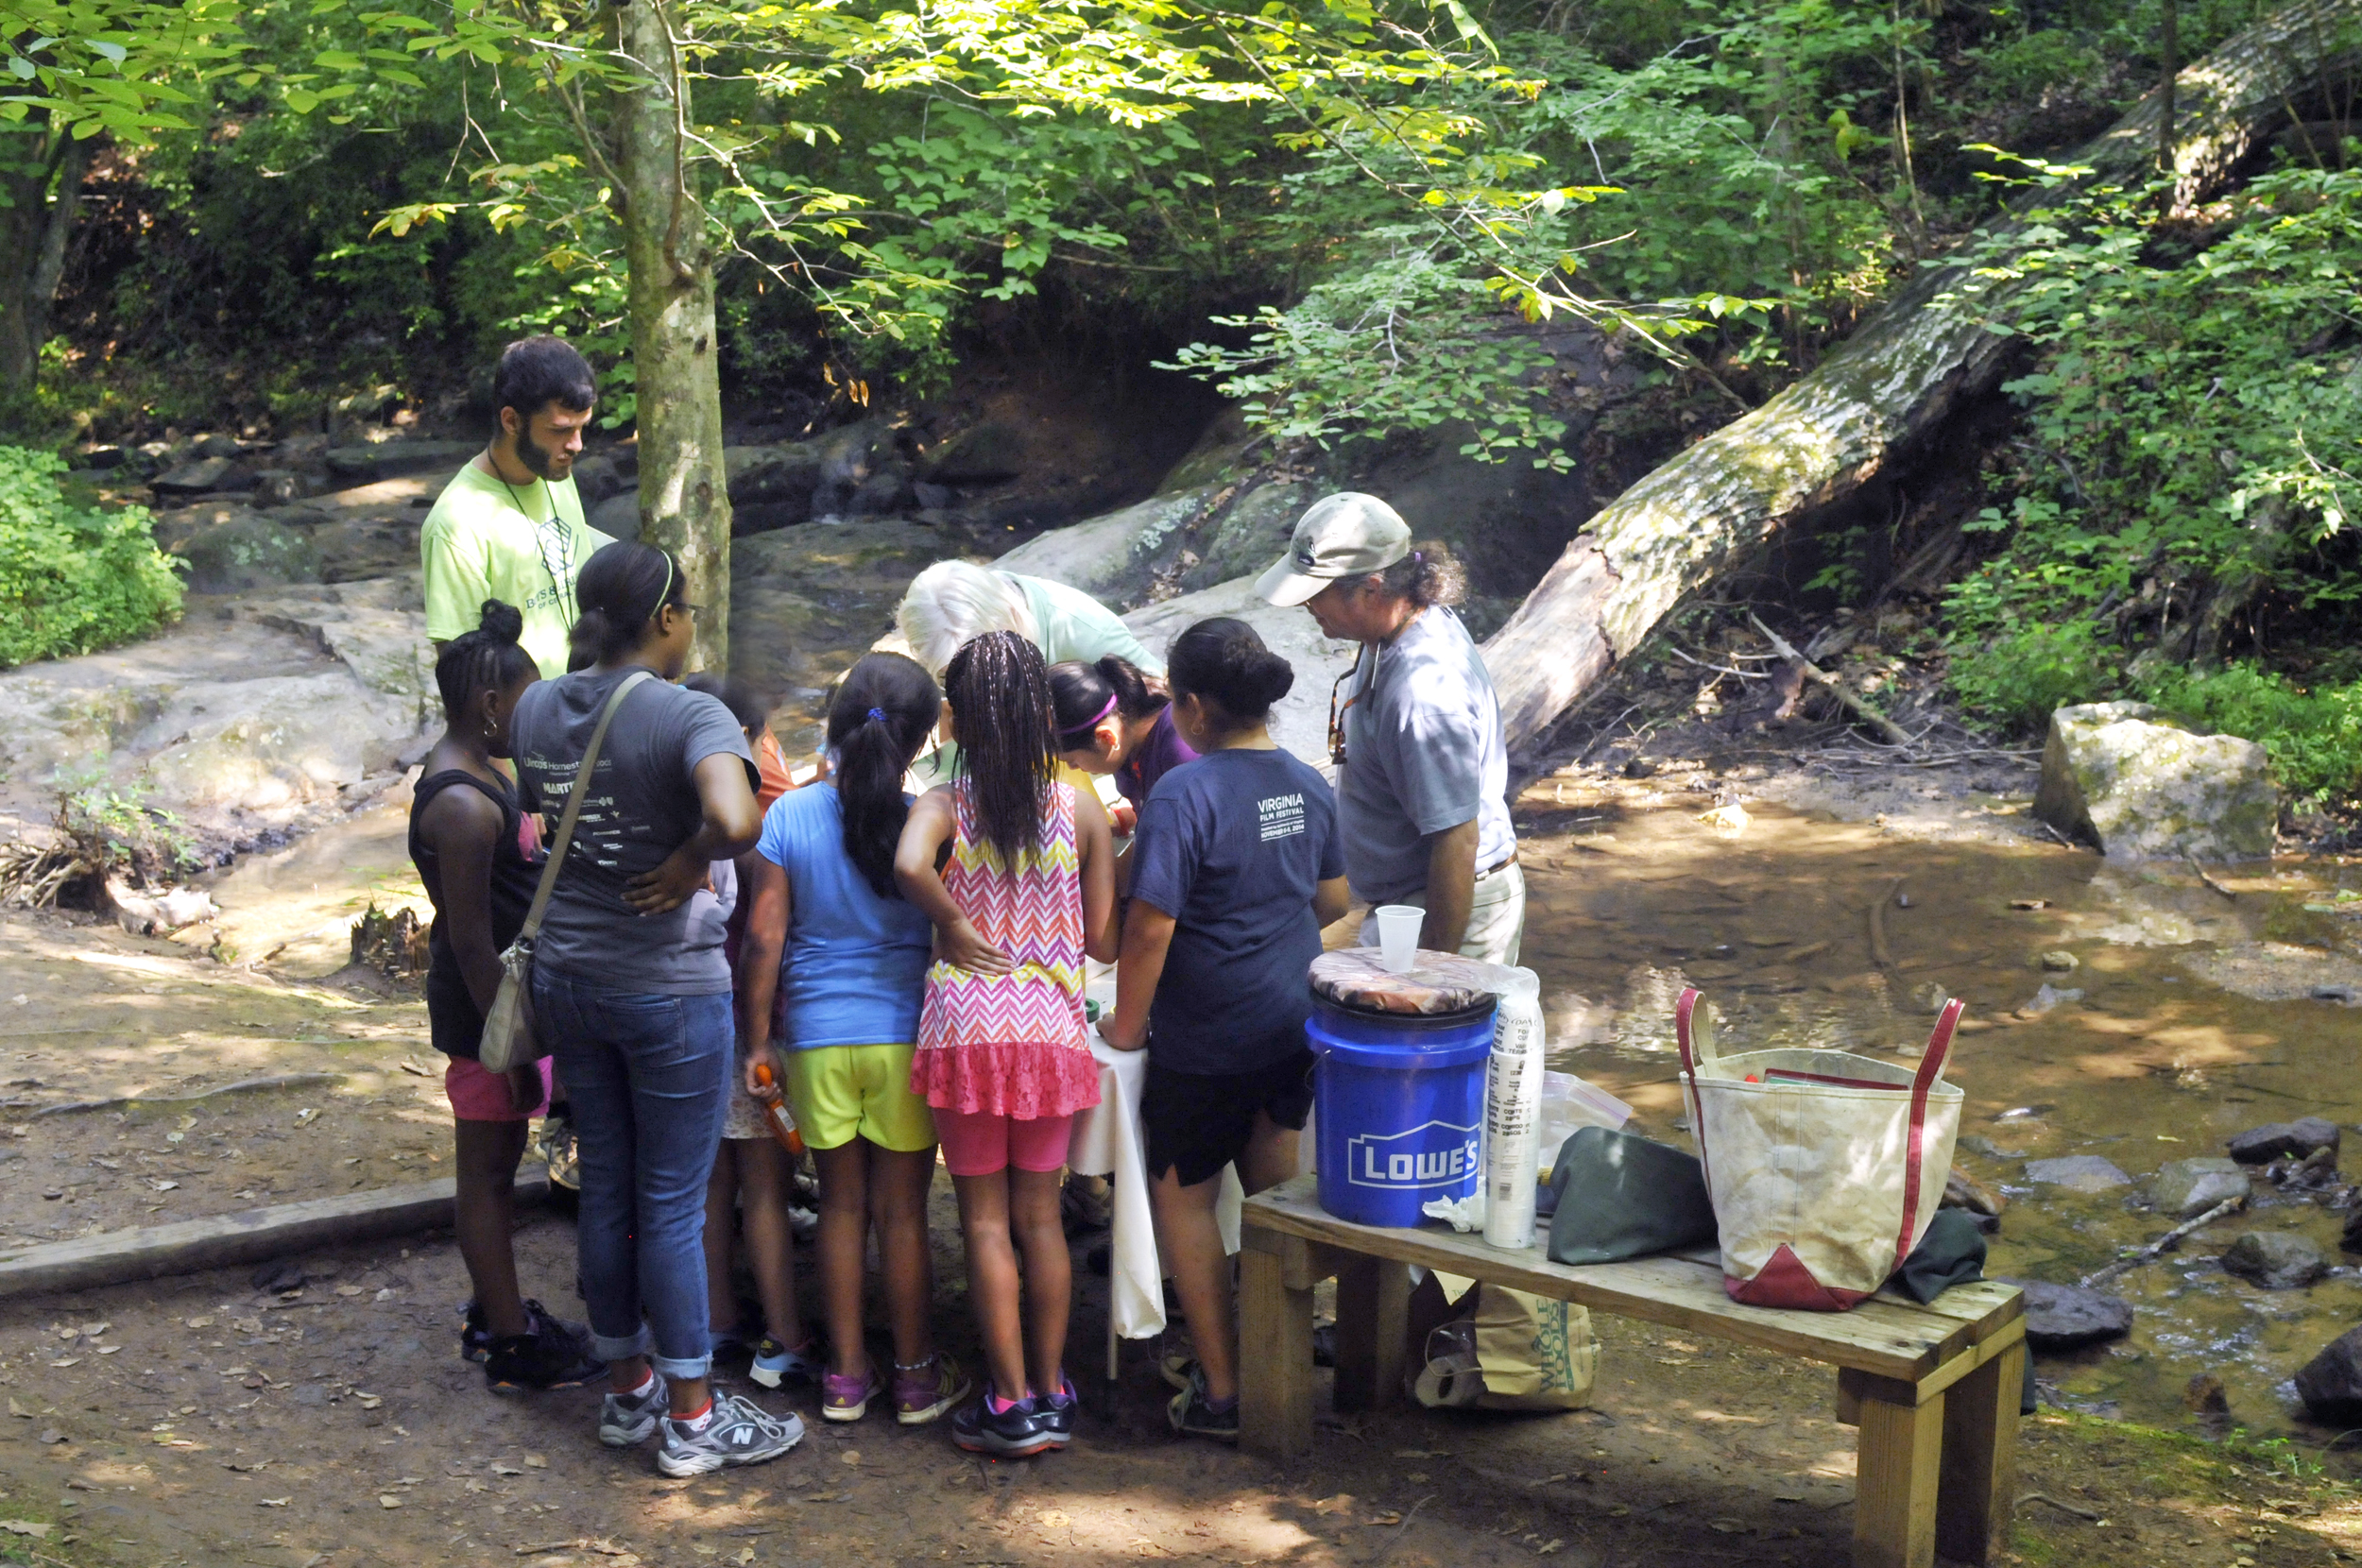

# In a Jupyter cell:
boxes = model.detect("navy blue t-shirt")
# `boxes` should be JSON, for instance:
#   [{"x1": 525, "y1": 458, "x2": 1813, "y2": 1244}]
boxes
[{"x1": 1128, "y1": 747, "x2": 1344, "y2": 1075}]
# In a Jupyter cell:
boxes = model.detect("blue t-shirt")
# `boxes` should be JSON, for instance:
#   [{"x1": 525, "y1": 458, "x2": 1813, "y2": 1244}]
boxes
[
  {"x1": 755, "y1": 784, "x2": 933, "y2": 1049},
  {"x1": 1128, "y1": 747, "x2": 1344, "y2": 1075}
]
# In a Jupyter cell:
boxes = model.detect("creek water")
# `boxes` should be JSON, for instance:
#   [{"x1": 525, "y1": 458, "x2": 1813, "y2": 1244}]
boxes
[{"x1": 1519, "y1": 778, "x2": 2362, "y2": 1440}]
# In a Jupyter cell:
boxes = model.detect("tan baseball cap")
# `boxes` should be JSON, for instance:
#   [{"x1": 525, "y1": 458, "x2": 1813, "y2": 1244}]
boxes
[{"x1": 1255, "y1": 492, "x2": 1412, "y2": 607}]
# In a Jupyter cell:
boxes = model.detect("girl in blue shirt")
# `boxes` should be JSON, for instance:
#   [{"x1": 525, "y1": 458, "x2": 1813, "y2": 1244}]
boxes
[{"x1": 738, "y1": 653, "x2": 973, "y2": 1427}]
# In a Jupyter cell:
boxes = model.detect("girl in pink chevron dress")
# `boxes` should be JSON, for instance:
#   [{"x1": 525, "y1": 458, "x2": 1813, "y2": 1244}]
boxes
[{"x1": 895, "y1": 630, "x2": 1119, "y2": 1456}]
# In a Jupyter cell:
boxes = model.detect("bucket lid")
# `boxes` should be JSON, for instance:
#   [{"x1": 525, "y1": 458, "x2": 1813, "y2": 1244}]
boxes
[{"x1": 1309, "y1": 947, "x2": 1500, "y2": 1017}]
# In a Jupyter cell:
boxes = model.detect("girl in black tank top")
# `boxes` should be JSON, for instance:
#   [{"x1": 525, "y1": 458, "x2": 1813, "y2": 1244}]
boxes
[
  {"x1": 409, "y1": 769, "x2": 539, "y2": 1048},
  {"x1": 411, "y1": 598, "x2": 600, "y2": 1393}
]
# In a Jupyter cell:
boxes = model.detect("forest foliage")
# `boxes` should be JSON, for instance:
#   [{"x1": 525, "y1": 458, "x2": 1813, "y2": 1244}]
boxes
[{"x1": 12, "y1": 0, "x2": 2362, "y2": 799}]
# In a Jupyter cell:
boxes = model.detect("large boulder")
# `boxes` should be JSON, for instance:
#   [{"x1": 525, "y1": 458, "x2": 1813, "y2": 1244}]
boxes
[
  {"x1": 1121, "y1": 575, "x2": 1357, "y2": 768},
  {"x1": 0, "y1": 576, "x2": 433, "y2": 827},
  {"x1": 2032, "y1": 701, "x2": 2275, "y2": 861},
  {"x1": 172, "y1": 515, "x2": 323, "y2": 595},
  {"x1": 2148, "y1": 1157, "x2": 2250, "y2": 1219},
  {"x1": 994, "y1": 486, "x2": 1223, "y2": 608}
]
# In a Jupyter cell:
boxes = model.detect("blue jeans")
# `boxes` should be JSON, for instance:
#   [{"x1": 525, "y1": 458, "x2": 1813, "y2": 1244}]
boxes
[{"x1": 533, "y1": 966, "x2": 730, "y2": 1380}]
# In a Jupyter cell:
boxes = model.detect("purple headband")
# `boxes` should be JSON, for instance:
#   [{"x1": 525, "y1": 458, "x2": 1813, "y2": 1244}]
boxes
[{"x1": 1058, "y1": 692, "x2": 1119, "y2": 741}]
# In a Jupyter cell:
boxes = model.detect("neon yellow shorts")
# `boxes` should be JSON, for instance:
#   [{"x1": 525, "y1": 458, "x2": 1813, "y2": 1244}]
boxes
[{"x1": 784, "y1": 1043, "x2": 936, "y2": 1153}]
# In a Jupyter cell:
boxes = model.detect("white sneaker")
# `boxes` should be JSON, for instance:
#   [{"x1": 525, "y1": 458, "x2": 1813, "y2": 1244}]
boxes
[
  {"x1": 598, "y1": 1372, "x2": 670, "y2": 1447},
  {"x1": 657, "y1": 1393, "x2": 805, "y2": 1477}
]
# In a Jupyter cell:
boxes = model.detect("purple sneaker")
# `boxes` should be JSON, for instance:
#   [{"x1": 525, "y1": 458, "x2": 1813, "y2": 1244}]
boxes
[
  {"x1": 893, "y1": 1354, "x2": 973, "y2": 1426},
  {"x1": 821, "y1": 1366, "x2": 884, "y2": 1423}
]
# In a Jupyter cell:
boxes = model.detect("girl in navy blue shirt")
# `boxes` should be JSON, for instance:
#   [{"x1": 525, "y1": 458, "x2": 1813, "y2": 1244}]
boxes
[{"x1": 1099, "y1": 617, "x2": 1348, "y2": 1440}]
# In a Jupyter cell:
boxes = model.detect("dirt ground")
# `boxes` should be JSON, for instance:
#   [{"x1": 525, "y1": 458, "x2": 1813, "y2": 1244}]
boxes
[{"x1": 6, "y1": 746, "x2": 2362, "y2": 1568}]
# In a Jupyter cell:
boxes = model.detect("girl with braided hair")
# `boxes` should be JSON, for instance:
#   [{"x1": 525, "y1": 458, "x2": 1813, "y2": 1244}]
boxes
[
  {"x1": 895, "y1": 631, "x2": 1119, "y2": 1457},
  {"x1": 409, "y1": 599, "x2": 602, "y2": 1393}
]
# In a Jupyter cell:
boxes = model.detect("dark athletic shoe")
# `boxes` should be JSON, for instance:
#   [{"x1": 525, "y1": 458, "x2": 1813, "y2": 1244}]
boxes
[
  {"x1": 1036, "y1": 1374, "x2": 1078, "y2": 1449},
  {"x1": 486, "y1": 1306, "x2": 604, "y2": 1393},
  {"x1": 950, "y1": 1390, "x2": 1055, "y2": 1458},
  {"x1": 458, "y1": 1300, "x2": 492, "y2": 1364},
  {"x1": 1167, "y1": 1366, "x2": 1239, "y2": 1442}
]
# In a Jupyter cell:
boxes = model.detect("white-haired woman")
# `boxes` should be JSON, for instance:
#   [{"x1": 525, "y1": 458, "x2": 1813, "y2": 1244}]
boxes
[{"x1": 896, "y1": 561, "x2": 1160, "y2": 677}]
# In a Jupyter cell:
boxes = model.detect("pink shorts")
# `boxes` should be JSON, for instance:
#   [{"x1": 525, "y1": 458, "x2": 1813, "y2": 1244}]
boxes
[
  {"x1": 445, "y1": 1055, "x2": 554, "y2": 1122},
  {"x1": 933, "y1": 1106, "x2": 1073, "y2": 1177}
]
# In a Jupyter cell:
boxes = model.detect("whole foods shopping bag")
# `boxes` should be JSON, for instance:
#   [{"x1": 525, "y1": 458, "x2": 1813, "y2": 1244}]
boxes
[{"x1": 1676, "y1": 987, "x2": 1964, "y2": 1311}]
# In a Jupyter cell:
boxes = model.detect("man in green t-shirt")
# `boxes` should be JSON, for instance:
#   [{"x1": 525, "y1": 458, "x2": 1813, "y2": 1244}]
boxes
[{"x1": 421, "y1": 336, "x2": 615, "y2": 676}]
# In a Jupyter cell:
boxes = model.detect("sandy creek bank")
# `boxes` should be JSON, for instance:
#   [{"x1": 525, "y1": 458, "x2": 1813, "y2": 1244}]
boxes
[{"x1": 6, "y1": 748, "x2": 2362, "y2": 1567}]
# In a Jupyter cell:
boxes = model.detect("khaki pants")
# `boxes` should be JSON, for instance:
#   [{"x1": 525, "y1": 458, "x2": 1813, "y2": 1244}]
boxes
[{"x1": 1357, "y1": 860, "x2": 1526, "y2": 966}]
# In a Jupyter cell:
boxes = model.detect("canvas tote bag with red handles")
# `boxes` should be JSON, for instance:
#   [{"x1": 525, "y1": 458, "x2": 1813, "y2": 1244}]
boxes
[{"x1": 1675, "y1": 988, "x2": 1965, "y2": 1311}]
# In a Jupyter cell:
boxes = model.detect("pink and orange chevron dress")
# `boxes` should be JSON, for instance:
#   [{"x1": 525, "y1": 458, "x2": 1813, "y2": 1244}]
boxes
[{"x1": 910, "y1": 778, "x2": 1102, "y2": 1120}]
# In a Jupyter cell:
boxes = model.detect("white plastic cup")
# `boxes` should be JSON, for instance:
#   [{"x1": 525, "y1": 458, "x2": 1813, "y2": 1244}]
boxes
[{"x1": 1373, "y1": 905, "x2": 1423, "y2": 974}]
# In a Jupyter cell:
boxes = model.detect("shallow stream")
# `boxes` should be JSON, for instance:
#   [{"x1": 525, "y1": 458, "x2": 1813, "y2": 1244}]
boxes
[{"x1": 1520, "y1": 775, "x2": 2362, "y2": 1440}]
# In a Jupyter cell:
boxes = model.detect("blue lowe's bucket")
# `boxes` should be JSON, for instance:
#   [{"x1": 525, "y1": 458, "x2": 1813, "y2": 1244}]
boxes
[{"x1": 1309, "y1": 996, "x2": 1497, "y2": 1227}]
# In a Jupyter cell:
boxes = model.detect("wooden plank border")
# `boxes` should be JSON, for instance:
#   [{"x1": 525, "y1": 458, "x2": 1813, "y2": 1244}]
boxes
[{"x1": 0, "y1": 1172, "x2": 552, "y2": 1301}]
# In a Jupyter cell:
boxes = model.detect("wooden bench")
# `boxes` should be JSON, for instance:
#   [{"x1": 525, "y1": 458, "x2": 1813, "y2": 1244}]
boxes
[{"x1": 1239, "y1": 1175, "x2": 2024, "y2": 1568}]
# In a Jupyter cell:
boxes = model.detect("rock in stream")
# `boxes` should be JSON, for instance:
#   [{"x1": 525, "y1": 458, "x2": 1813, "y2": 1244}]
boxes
[
  {"x1": 2227, "y1": 1117, "x2": 2341, "y2": 1165},
  {"x1": 2220, "y1": 1232, "x2": 2328, "y2": 1290},
  {"x1": 2005, "y1": 1280, "x2": 2133, "y2": 1349},
  {"x1": 2296, "y1": 1327, "x2": 2362, "y2": 1423},
  {"x1": 2148, "y1": 1157, "x2": 2251, "y2": 1220},
  {"x1": 2024, "y1": 1155, "x2": 2131, "y2": 1193}
]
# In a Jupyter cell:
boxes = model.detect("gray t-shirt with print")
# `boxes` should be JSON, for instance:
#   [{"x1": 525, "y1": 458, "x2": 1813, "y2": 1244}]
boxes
[
  {"x1": 1335, "y1": 605, "x2": 1516, "y2": 905},
  {"x1": 510, "y1": 667, "x2": 757, "y2": 995}
]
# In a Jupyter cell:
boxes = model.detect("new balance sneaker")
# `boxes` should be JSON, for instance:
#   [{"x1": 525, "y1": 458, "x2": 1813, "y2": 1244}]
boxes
[
  {"x1": 893, "y1": 1354, "x2": 972, "y2": 1426},
  {"x1": 598, "y1": 1372, "x2": 670, "y2": 1447},
  {"x1": 485, "y1": 1308, "x2": 604, "y2": 1394},
  {"x1": 749, "y1": 1336, "x2": 824, "y2": 1390},
  {"x1": 1036, "y1": 1373, "x2": 1078, "y2": 1449},
  {"x1": 1167, "y1": 1366, "x2": 1239, "y2": 1442},
  {"x1": 950, "y1": 1389, "x2": 1054, "y2": 1458},
  {"x1": 656, "y1": 1393, "x2": 804, "y2": 1477}
]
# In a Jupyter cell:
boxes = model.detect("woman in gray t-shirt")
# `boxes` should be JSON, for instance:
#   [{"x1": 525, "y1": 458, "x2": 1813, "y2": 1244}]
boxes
[{"x1": 508, "y1": 540, "x2": 798, "y2": 1476}]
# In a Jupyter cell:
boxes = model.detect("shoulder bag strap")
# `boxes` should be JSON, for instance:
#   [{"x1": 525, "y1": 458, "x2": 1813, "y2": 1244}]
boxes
[
  {"x1": 1673, "y1": 987, "x2": 1717, "y2": 1198},
  {"x1": 517, "y1": 669, "x2": 657, "y2": 942},
  {"x1": 1891, "y1": 997, "x2": 1966, "y2": 1270}
]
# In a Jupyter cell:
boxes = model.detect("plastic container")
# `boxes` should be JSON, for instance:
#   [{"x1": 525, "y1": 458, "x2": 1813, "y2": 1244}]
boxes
[
  {"x1": 1372, "y1": 905, "x2": 1424, "y2": 974},
  {"x1": 1483, "y1": 969, "x2": 1547, "y2": 1249},
  {"x1": 1310, "y1": 995, "x2": 1498, "y2": 1227}
]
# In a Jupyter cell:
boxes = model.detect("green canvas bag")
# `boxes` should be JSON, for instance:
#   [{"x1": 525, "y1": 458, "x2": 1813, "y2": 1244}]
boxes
[{"x1": 1545, "y1": 1125, "x2": 1719, "y2": 1266}]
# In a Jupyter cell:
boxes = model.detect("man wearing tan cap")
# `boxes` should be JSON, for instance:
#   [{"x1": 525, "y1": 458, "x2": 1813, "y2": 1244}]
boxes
[{"x1": 1258, "y1": 493, "x2": 1522, "y2": 964}]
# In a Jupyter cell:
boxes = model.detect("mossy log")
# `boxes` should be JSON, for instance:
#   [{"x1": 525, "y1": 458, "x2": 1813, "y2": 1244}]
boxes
[{"x1": 1484, "y1": 0, "x2": 2362, "y2": 755}]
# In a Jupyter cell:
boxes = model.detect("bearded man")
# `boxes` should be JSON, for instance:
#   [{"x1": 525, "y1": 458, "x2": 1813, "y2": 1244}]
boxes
[{"x1": 421, "y1": 335, "x2": 613, "y2": 675}]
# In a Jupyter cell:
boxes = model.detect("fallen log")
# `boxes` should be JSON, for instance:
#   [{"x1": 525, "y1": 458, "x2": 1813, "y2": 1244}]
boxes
[{"x1": 1484, "y1": 0, "x2": 2362, "y2": 756}]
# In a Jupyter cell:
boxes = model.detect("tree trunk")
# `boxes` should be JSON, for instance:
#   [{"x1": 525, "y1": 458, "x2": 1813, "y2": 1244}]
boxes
[
  {"x1": 0, "y1": 127, "x2": 94, "y2": 405},
  {"x1": 614, "y1": 0, "x2": 731, "y2": 673},
  {"x1": 1483, "y1": 0, "x2": 2362, "y2": 756}
]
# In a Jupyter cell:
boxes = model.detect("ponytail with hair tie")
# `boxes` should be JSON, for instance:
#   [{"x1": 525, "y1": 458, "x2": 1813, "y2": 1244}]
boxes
[{"x1": 830, "y1": 655, "x2": 943, "y2": 899}]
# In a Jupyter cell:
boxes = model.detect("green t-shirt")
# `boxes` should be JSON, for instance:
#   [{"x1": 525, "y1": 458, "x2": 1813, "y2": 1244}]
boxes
[
  {"x1": 420, "y1": 462, "x2": 614, "y2": 678},
  {"x1": 1013, "y1": 572, "x2": 1163, "y2": 674}
]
